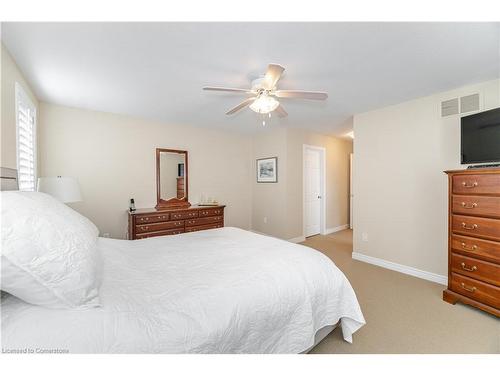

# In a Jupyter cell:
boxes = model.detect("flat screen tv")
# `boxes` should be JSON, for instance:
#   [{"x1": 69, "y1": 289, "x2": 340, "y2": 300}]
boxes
[{"x1": 461, "y1": 107, "x2": 500, "y2": 164}]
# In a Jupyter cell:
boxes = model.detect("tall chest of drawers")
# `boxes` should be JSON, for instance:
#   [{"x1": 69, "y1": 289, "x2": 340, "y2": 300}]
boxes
[
  {"x1": 443, "y1": 168, "x2": 500, "y2": 317},
  {"x1": 128, "y1": 205, "x2": 225, "y2": 240}
]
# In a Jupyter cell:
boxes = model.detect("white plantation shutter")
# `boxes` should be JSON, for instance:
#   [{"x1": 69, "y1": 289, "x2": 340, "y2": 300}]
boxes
[{"x1": 16, "y1": 83, "x2": 37, "y2": 191}]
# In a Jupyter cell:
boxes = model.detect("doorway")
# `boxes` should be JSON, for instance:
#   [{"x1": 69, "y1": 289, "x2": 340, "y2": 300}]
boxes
[{"x1": 303, "y1": 145, "x2": 326, "y2": 237}]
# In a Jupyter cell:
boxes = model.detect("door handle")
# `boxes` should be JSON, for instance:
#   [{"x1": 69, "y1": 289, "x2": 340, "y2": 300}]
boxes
[{"x1": 317, "y1": 195, "x2": 322, "y2": 199}]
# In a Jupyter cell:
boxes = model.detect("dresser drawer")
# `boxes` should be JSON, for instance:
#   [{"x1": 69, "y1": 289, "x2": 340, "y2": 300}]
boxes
[
  {"x1": 185, "y1": 216, "x2": 223, "y2": 227},
  {"x1": 450, "y1": 273, "x2": 500, "y2": 309},
  {"x1": 136, "y1": 228, "x2": 185, "y2": 239},
  {"x1": 170, "y1": 211, "x2": 199, "y2": 220},
  {"x1": 452, "y1": 174, "x2": 500, "y2": 195},
  {"x1": 451, "y1": 253, "x2": 500, "y2": 286},
  {"x1": 199, "y1": 208, "x2": 224, "y2": 217},
  {"x1": 135, "y1": 213, "x2": 170, "y2": 224},
  {"x1": 185, "y1": 223, "x2": 223, "y2": 233},
  {"x1": 136, "y1": 220, "x2": 184, "y2": 233},
  {"x1": 452, "y1": 214, "x2": 500, "y2": 241},
  {"x1": 452, "y1": 195, "x2": 500, "y2": 219},
  {"x1": 451, "y1": 235, "x2": 500, "y2": 263}
]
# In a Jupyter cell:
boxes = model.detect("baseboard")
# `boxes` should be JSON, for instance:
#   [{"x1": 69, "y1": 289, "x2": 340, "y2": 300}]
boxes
[
  {"x1": 324, "y1": 224, "x2": 349, "y2": 235},
  {"x1": 250, "y1": 230, "x2": 305, "y2": 244},
  {"x1": 288, "y1": 236, "x2": 306, "y2": 243},
  {"x1": 352, "y1": 251, "x2": 448, "y2": 285}
]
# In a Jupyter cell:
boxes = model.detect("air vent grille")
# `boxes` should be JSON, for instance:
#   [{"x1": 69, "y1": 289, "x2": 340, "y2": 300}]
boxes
[
  {"x1": 460, "y1": 93, "x2": 480, "y2": 114},
  {"x1": 441, "y1": 98, "x2": 459, "y2": 117}
]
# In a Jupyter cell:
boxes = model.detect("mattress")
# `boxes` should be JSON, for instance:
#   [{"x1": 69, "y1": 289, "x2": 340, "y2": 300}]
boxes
[{"x1": 1, "y1": 227, "x2": 365, "y2": 353}]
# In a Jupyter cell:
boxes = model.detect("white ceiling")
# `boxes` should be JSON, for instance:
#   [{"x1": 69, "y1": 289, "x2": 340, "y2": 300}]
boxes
[{"x1": 2, "y1": 22, "x2": 499, "y2": 136}]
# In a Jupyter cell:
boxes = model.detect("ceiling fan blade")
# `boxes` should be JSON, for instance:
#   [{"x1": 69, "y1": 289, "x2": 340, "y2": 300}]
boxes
[
  {"x1": 203, "y1": 86, "x2": 253, "y2": 93},
  {"x1": 275, "y1": 104, "x2": 288, "y2": 118},
  {"x1": 226, "y1": 97, "x2": 256, "y2": 115},
  {"x1": 274, "y1": 90, "x2": 328, "y2": 100},
  {"x1": 262, "y1": 64, "x2": 285, "y2": 89}
]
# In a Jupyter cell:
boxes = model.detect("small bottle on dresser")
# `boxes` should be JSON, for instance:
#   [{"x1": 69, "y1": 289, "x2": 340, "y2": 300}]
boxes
[{"x1": 129, "y1": 198, "x2": 136, "y2": 212}]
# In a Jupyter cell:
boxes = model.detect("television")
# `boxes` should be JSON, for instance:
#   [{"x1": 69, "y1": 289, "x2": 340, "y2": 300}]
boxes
[{"x1": 461, "y1": 107, "x2": 500, "y2": 164}]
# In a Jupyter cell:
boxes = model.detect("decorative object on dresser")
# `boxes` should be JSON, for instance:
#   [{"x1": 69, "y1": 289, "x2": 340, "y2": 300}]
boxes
[
  {"x1": 156, "y1": 148, "x2": 190, "y2": 209},
  {"x1": 443, "y1": 168, "x2": 500, "y2": 317},
  {"x1": 128, "y1": 205, "x2": 225, "y2": 240}
]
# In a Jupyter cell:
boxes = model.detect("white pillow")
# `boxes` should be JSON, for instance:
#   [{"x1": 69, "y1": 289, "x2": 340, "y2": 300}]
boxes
[{"x1": 1, "y1": 191, "x2": 101, "y2": 309}]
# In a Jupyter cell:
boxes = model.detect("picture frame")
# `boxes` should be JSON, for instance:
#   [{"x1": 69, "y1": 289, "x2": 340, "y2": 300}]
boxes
[{"x1": 256, "y1": 157, "x2": 278, "y2": 183}]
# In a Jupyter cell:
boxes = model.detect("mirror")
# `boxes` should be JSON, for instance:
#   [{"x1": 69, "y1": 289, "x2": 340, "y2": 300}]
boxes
[{"x1": 156, "y1": 148, "x2": 190, "y2": 209}]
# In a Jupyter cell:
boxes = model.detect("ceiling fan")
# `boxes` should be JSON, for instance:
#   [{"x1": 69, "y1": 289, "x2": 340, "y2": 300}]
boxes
[{"x1": 203, "y1": 64, "x2": 328, "y2": 119}]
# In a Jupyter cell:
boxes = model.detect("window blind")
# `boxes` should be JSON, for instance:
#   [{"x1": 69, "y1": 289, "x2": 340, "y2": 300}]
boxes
[{"x1": 16, "y1": 83, "x2": 37, "y2": 191}]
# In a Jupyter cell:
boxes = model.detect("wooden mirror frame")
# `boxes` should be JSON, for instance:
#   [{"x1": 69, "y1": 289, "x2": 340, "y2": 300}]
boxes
[{"x1": 155, "y1": 148, "x2": 191, "y2": 209}]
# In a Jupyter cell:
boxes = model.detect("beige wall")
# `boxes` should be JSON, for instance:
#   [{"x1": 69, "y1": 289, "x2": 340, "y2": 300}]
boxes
[
  {"x1": 286, "y1": 128, "x2": 352, "y2": 239},
  {"x1": 251, "y1": 127, "x2": 289, "y2": 239},
  {"x1": 251, "y1": 127, "x2": 352, "y2": 240},
  {"x1": 38, "y1": 103, "x2": 253, "y2": 238},
  {"x1": 1, "y1": 43, "x2": 39, "y2": 169},
  {"x1": 353, "y1": 79, "x2": 500, "y2": 277}
]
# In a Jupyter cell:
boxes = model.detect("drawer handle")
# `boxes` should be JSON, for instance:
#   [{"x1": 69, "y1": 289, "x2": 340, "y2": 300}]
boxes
[
  {"x1": 461, "y1": 202, "x2": 477, "y2": 209},
  {"x1": 461, "y1": 223, "x2": 478, "y2": 230},
  {"x1": 460, "y1": 283, "x2": 476, "y2": 293},
  {"x1": 461, "y1": 243, "x2": 477, "y2": 251},
  {"x1": 460, "y1": 262, "x2": 477, "y2": 272},
  {"x1": 461, "y1": 181, "x2": 478, "y2": 188},
  {"x1": 143, "y1": 226, "x2": 149, "y2": 231},
  {"x1": 175, "y1": 222, "x2": 182, "y2": 226}
]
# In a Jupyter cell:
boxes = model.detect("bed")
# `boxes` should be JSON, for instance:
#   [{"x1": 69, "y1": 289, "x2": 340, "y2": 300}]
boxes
[{"x1": 1, "y1": 168, "x2": 365, "y2": 354}]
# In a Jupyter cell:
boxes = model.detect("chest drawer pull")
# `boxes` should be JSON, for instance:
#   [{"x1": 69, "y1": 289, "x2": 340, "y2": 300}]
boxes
[
  {"x1": 460, "y1": 263, "x2": 477, "y2": 272},
  {"x1": 461, "y1": 202, "x2": 477, "y2": 209},
  {"x1": 460, "y1": 283, "x2": 477, "y2": 293},
  {"x1": 461, "y1": 223, "x2": 478, "y2": 230},
  {"x1": 461, "y1": 181, "x2": 478, "y2": 188},
  {"x1": 461, "y1": 243, "x2": 477, "y2": 251}
]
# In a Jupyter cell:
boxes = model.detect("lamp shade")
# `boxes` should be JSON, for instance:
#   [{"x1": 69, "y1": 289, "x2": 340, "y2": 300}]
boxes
[{"x1": 37, "y1": 176, "x2": 82, "y2": 203}]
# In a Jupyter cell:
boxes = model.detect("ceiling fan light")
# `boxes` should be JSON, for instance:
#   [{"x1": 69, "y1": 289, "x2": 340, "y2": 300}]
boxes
[{"x1": 249, "y1": 95, "x2": 279, "y2": 114}]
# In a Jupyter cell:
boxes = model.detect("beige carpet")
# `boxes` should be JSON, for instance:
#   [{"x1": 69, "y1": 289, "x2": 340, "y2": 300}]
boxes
[{"x1": 304, "y1": 230, "x2": 499, "y2": 354}]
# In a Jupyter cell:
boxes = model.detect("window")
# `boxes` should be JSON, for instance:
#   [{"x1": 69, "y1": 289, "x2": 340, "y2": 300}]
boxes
[{"x1": 15, "y1": 82, "x2": 37, "y2": 191}]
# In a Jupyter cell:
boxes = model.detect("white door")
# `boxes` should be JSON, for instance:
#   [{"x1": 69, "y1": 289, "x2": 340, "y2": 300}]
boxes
[
  {"x1": 305, "y1": 148, "x2": 321, "y2": 237},
  {"x1": 349, "y1": 153, "x2": 353, "y2": 229}
]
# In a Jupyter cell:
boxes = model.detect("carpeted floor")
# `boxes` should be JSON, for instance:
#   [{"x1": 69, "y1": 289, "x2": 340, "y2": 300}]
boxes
[{"x1": 304, "y1": 229, "x2": 499, "y2": 354}]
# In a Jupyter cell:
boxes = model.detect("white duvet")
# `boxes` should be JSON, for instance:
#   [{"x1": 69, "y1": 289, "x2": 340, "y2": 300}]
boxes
[{"x1": 1, "y1": 227, "x2": 365, "y2": 353}]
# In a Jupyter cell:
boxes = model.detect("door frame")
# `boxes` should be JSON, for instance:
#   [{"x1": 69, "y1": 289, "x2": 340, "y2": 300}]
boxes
[{"x1": 302, "y1": 144, "x2": 326, "y2": 237}]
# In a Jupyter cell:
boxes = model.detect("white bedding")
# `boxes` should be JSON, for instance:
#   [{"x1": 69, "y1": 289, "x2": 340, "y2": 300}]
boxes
[{"x1": 1, "y1": 227, "x2": 365, "y2": 353}]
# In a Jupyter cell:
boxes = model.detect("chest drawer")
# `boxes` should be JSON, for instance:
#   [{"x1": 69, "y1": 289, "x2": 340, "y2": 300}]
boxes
[
  {"x1": 136, "y1": 213, "x2": 170, "y2": 224},
  {"x1": 451, "y1": 235, "x2": 500, "y2": 264},
  {"x1": 185, "y1": 223, "x2": 223, "y2": 233},
  {"x1": 452, "y1": 195, "x2": 500, "y2": 219},
  {"x1": 136, "y1": 220, "x2": 184, "y2": 233},
  {"x1": 452, "y1": 174, "x2": 500, "y2": 195},
  {"x1": 199, "y1": 208, "x2": 224, "y2": 217},
  {"x1": 170, "y1": 211, "x2": 199, "y2": 220},
  {"x1": 451, "y1": 253, "x2": 500, "y2": 286},
  {"x1": 452, "y1": 214, "x2": 500, "y2": 241},
  {"x1": 136, "y1": 228, "x2": 185, "y2": 239},
  {"x1": 185, "y1": 216, "x2": 223, "y2": 227},
  {"x1": 450, "y1": 273, "x2": 500, "y2": 309}
]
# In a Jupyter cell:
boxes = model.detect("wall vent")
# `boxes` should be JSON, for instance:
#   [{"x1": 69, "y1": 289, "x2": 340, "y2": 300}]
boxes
[
  {"x1": 460, "y1": 93, "x2": 480, "y2": 114},
  {"x1": 441, "y1": 98, "x2": 459, "y2": 117}
]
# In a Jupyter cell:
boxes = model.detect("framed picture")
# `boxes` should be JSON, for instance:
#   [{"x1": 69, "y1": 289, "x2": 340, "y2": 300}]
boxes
[{"x1": 256, "y1": 157, "x2": 278, "y2": 183}]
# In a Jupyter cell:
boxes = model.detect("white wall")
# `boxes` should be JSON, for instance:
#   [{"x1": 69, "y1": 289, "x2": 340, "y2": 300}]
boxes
[
  {"x1": 353, "y1": 79, "x2": 500, "y2": 277},
  {"x1": 38, "y1": 103, "x2": 253, "y2": 239},
  {"x1": 1, "y1": 43, "x2": 39, "y2": 170}
]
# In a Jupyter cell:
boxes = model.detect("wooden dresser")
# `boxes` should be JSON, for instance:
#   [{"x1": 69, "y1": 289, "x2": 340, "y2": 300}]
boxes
[
  {"x1": 128, "y1": 205, "x2": 225, "y2": 240},
  {"x1": 443, "y1": 168, "x2": 500, "y2": 317}
]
